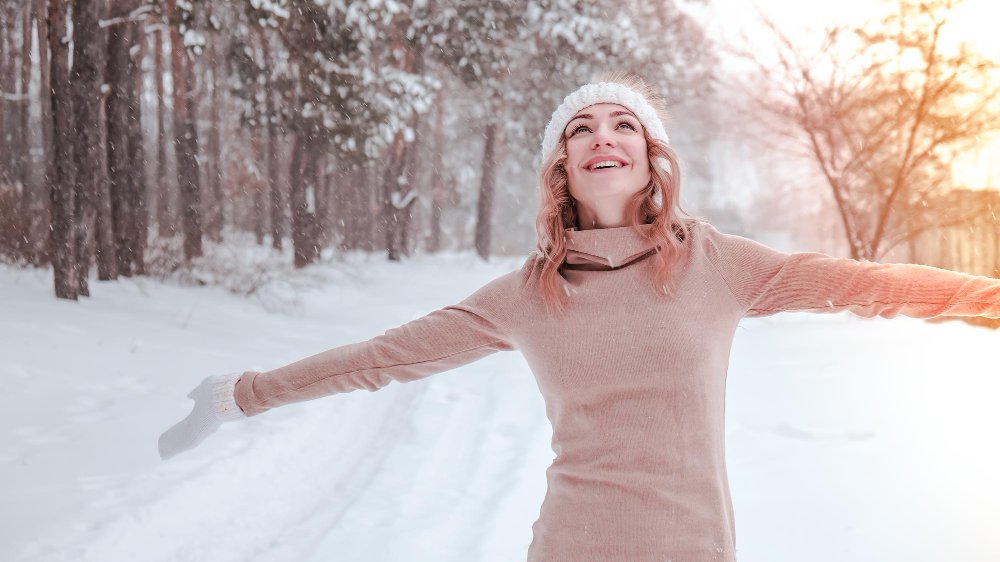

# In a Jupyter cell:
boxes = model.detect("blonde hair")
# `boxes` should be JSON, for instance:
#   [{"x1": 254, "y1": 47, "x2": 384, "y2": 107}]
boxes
[{"x1": 534, "y1": 70, "x2": 700, "y2": 314}]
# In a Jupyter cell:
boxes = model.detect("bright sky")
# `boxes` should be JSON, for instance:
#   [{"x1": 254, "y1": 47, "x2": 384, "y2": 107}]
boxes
[
  {"x1": 702, "y1": 0, "x2": 1000, "y2": 189},
  {"x1": 707, "y1": 0, "x2": 1000, "y2": 59}
]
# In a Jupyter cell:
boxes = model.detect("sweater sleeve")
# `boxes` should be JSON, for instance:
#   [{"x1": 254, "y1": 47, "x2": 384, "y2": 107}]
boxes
[
  {"x1": 232, "y1": 260, "x2": 531, "y2": 417},
  {"x1": 701, "y1": 221, "x2": 1000, "y2": 320}
]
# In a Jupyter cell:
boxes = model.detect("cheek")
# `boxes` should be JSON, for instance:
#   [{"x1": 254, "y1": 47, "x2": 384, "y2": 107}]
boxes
[
  {"x1": 564, "y1": 145, "x2": 588, "y2": 184},
  {"x1": 630, "y1": 143, "x2": 650, "y2": 172},
  {"x1": 638, "y1": 165, "x2": 652, "y2": 186},
  {"x1": 635, "y1": 157, "x2": 651, "y2": 178},
  {"x1": 565, "y1": 143, "x2": 583, "y2": 172}
]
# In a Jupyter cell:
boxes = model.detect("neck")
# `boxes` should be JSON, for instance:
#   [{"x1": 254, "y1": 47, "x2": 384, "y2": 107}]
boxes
[{"x1": 575, "y1": 204, "x2": 632, "y2": 230}]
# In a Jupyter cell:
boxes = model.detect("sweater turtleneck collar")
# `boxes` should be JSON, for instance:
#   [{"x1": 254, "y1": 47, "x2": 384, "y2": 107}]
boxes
[{"x1": 563, "y1": 223, "x2": 659, "y2": 270}]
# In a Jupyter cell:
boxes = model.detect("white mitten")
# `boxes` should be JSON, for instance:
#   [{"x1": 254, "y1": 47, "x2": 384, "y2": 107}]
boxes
[{"x1": 158, "y1": 371, "x2": 248, "y2": 460}]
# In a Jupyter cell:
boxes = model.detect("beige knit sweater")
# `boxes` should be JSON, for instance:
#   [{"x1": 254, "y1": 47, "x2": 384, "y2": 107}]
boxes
[{"x1": 231, "y1": 219, "x2": 1000, "y2": 561}]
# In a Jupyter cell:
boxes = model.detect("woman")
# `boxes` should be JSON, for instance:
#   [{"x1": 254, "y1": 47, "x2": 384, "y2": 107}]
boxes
[{"x1": 158, "y1": 71, "x2": 1000, "y2": 561}]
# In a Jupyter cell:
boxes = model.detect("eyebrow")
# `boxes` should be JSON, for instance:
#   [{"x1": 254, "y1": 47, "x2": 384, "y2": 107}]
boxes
[{"x1": 564, "y1": 110, "x2": 639, "y2": 132}]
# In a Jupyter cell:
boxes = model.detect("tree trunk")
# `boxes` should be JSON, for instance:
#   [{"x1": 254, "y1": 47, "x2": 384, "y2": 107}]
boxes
[
  {"x1": 0, "y1": 7, "x2": 9, "y2": 186},
  {"x1": 378, "y1": 131, "x2": 406, "y2": 261},
  {"x1": 47, "y1": 0, "x2": 77, "y2": 300},
  {"x1": 316, "y1": 154, "x2": 331, "y2": 247},
  {"x1": 73, "y1": 0, "x2": 115, "y2": 292},
  {"x1": 206, "y1": 30, "x2": 224, "y2": 242},
  {"x1": 337, "y1": 165, "x2": 367, "y2": 251},
  {"x1": 95, "y1": 60, "x2": 117, "y2": 282},
  {"x1": 366, "y1": 161, "x2": 378, "y2": 251},
  {"x1": 0, "y1": 4, "x2": 21, "y2": 188},
  {"x1": 397, "y1": 124, "x2": 420, "y2": 257},
  {"x1": 329, "y1": 167, "x2": 346, "y2": 249},
  {"x1": 288, "y1": 134, "x2": 303, "y2": 261},
  {"x1": 250, "y1": 131, "x2": 265, "y2": 245},
  {"x1": 261, "y1": 31, "x2": 283, "y2": 250},
  {"x1": 15, "y1": 4, "x2": 33, "y2": 264},
  {"x1": 36, "y1": 0, "x2": 52, "y2": 266},
  {"x1": 127, "y1": 17, "x2": 148, "y2": 274},
  {"x1": 106, "y1": 5, "x2": 133, "y2": 275},
  {"x1": 154, "y1": 27, "x2": 173, "y2": 236},
  {"x1": 266, "y1": 104, "x2": 282, "y2": 250},
  {"x1": 289, "y1": 130, "x2": 320, "y2": 268},
  {"x1": 17, "y1": 3, "x2": 30, "y2": 195},
  {"x1": 427, "y1": 88, "x2": 445, "y2": 253},
  {"x1": 474, "y1": 120, "x2": 498, "y2": 260},
  {"x1": 248, "y1": 30, "x2": 265, "y2": 246},
  {"x1": 168, "y1": 0, "x2": 202, "y2": 260},
  {"x1": 178, "y1": 57, "x2": 203, "y2": 260},
  {"x1": 398, "y1": 42, "x2": 425, "y2": 258}
]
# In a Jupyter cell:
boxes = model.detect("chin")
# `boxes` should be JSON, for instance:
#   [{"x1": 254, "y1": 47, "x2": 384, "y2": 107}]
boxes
[{"x1": 584, "y1": 181, "x2": 642, "y2": 196}]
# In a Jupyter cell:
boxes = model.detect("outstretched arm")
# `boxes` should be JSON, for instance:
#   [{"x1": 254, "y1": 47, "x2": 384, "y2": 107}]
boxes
[
  {"x1": 157, "y1": 258, "x2": 532, "y2": 460},
  {"x1": 702, "y1": 222, "x2": 1000, "y2": 320},
  {"x1": 233, "y1": 262, "x2": 528, "y2": 417}
]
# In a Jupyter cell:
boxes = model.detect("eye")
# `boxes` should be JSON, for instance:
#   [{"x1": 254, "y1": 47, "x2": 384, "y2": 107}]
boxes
[{"x1": 567, "y1": 120, "x2": 637, "y2": 137}]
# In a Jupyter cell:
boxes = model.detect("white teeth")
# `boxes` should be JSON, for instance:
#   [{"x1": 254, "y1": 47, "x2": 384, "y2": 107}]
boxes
[{"x1": 589, "y1": 160, "x2": 623, "y2": 170}]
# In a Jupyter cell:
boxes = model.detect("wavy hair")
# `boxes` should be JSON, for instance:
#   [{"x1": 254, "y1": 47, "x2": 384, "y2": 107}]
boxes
[{"x1": 534, "y1": 71, "x2": 702, "y2": 314}]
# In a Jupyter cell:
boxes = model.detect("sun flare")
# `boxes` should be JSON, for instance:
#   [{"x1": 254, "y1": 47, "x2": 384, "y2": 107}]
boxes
[{"x1": 944, "y1": 0, "x2": 1000, "y2": 59}]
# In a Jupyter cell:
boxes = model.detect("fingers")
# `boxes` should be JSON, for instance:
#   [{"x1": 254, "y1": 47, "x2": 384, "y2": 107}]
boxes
[
  {"x1": 162, "y1": 375, "x2": 236, "y2": 460},
  {"x1": 158, "y1": 431, "x2": 181, "y2": 460},
  {"x1": 157, "y1": 410, "x2": 199, "y2": 460}
]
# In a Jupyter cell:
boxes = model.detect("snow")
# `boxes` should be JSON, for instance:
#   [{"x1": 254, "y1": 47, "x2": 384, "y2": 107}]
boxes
[{"x1": 2, "y1": 250, "x2": 998, "y2": 562}]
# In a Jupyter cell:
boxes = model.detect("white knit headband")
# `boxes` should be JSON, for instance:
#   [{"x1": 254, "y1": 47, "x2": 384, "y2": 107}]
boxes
[{"x1": 540, "y1": 82, "x2": 670, "y2": 167}]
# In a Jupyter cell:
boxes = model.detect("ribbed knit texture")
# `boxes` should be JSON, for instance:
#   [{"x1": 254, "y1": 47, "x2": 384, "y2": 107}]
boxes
[
  {"x1": 212, "y1": 371, "x2": 248, "y2": 422},
  {"x1": 232, "y1": 220, "x2": 1000, "y2": 561}
]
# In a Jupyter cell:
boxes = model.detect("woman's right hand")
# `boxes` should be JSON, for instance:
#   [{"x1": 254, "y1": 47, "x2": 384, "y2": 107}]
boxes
[{"x1": 158, "y1": 371, "x2": 248, "y2": 460}]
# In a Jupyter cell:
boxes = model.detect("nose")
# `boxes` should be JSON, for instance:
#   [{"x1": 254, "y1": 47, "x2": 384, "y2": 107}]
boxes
[{"x1": 591, "y1": 126, "x2": 616, "y2": 149}]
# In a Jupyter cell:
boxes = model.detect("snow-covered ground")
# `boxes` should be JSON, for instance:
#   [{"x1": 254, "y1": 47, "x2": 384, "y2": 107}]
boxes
[{"x1": 2, "y1": 250, "x2": 998, "y2": 562}]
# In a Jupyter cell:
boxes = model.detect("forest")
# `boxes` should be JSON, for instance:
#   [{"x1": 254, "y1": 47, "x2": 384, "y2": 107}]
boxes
[
  {"x1": 0, "y1": 0, "x2": 716, "y2": 300},
  {"x1": 0, "y1": 0, "x2": 997, "y2": 303}
]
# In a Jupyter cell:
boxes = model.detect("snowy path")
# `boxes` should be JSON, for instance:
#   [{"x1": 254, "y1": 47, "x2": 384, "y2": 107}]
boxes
[{"x1": 2, "y1": 254, "x2": 998, "y2": 562}]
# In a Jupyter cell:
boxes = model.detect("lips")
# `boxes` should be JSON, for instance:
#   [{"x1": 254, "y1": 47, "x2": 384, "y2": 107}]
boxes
[{"x1": 583, "y1": 155, "x2": 630, "y2": 172}]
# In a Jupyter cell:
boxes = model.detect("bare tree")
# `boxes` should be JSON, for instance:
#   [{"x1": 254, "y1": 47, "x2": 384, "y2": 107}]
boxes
[
  {"x1": 372, "y1": 15, "x2": 416, "y2": 262},
  {"x1": 0, "y1": 9, "x2": 5, "y2": 185},
  {"x1": 127, "y1": 12, "x2": 149, "y2": 274},
  {"x1": 288, "y1": 128, "x2": 320, "y2": 267},
  {"x1": 258, "y1": 28, "x2": 283, "y2": 250},
  {"x1": 167, "y1": 0, "x2": 203, "y2": 260},
  {"x1": 73, "y1": 0, "x2": 116, "y2": 291},
  {"x1": 106, "y1": 0, "x2": 136, "y2": 275},
  {"x1": 742, "y1": 0, "x2": 1000, "y2": 261},
  {"x1": 475, "y1": 89, "x2": 503, "y2": 261},
  {"x1": 16, "y1": 2, "x2": 32, "y2": 256},
  {"x1": 205, "y1": 19, "x2": 224, "y2": 244},
  {"x1": 153, "y1": 26, "x2": 173, "y2": 236},
  {"x1": 35, "y1": 0, "x2": 52, "y2": 266},
  {"x1": 47, "y1": 0, "x2": 77, "y2": 299},
  {"x1": 426, "y1": 87, "x2": 446, "y2": 253}
]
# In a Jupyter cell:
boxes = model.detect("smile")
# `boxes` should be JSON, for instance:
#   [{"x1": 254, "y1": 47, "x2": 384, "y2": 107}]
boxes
[{"x1": 585, "y1": 158, "x2": 629, "y2": 172}]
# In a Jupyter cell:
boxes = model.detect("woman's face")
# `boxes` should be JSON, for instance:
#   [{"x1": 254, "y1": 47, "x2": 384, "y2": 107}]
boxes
[{"x1": 563, "y1": 103, "x2": 651, "y2": 221}]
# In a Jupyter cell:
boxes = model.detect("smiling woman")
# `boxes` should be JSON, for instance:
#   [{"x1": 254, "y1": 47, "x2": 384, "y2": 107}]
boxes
[
  {"x1": 534, "y1": 73, "x2": 694, "y2": 313},
  {"x1": 158, "y1": 70, "x2": 1000, "y2": 562}
]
